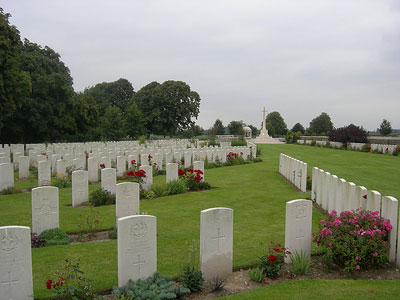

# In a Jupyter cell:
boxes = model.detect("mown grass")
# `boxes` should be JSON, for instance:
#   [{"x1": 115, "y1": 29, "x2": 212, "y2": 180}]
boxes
[
  {"x1": 1, "y1": 144, "x2": 399, "y2": 298},
  {"x1": 219, "y1": 279, "x2": 400, "y2": 300}
]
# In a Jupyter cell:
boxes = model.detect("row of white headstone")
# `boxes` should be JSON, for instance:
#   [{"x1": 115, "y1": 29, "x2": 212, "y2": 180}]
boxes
[
  {"x1": 297, "y1": 140, "x2": 398, "y2": 154},
  {"x1": 0, "y1": 198, "x2": 312, "y2": 299},
  {"x1": 311, "y1": 167, "x2": 399, "y2": 264},
  {"x1": 279, "y1": 154, "x2": 307, "y2": 192}
]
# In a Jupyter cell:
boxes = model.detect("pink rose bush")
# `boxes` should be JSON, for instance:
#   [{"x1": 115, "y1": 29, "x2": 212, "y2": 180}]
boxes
[{"x1": 314, "y1": 209, "x2": 392, "y2": 273}]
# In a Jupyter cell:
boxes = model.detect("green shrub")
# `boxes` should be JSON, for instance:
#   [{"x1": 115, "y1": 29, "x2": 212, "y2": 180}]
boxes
[
  {"x1": 392, "y1": 144, "x2": 400, "y2": 156},
  {"x1": 362, "y1": 143, "x2": 371, "y2": 152},
  {"x1": 231, "y1": 138, "x2": 247, "y2": 146},
  {"x1": 285, "y1": 131, "x2": 301, "y2": 144},
  {"x1": 167, "y1": 180, "x2": 187, "y2": 195},
  {"x1": 152, "y1": 184, "x2": 169, "y2": 197},
  {"x1": 186, "y1": 179, "x2": 211, "y2": 191},
  {"x1": 39, "y1": 228, "x2": 70, "y2": 246},
  {"x1": 289, "y1": 250, "x2": 312, "y2": 276},
  {"x1": 259, "y1": 243, "x2": 288, "y2": 278},
  {"x1": 89, "y1": 188, "x2": 115, "y2": 206},
  {"x1": 315, "y1": 209, "x2": 391, "y2": 273},
  {"x1": 310, "y1": 140, "x2": 316, "y2": 146},
  {"x1": 180, "y1": 265, "x2": 204, "y2": 292},
  {"x1": 248, "y1": 267, "x2": 265, "y2": 283},
  {"x1": 53, "y1": 175, "x2": 72, "y2": 188},
  {"x1": 141, "y1": 190, "x2": 156, "y2": 199},
  {"x1": 112, "y1": 272, "x2": 190, "y2": 299},
  {"x1": 139, "y1": 136, "x2": 146, "y2": 145},
  {"x1": 0, "y1": 186, "x2": 22, "y2": 195}
]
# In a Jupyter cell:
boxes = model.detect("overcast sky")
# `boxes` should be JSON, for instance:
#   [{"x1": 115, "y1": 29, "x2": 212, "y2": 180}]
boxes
[{"x1": 3, "y1": 0, "x2": 400, "y2": 131}]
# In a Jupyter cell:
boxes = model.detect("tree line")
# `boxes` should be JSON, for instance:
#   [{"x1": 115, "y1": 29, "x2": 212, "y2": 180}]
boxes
[{"x1": 0, "y1": 9, "x2": 200, "y2": 143}]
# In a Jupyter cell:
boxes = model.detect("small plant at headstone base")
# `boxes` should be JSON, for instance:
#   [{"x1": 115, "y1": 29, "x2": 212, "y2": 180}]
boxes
[
  {"x1": 139, "y1": 135, "x2": 146, "y2": 145},
  {"x1": 248, "y1": 267, "x2": 265, "y2": 283},
  {"x1": 0, "y1": 186, "x2": 22, "y2": 195},
  {"x1": 180, "y1": 240, "x2": 204, "y2": 293},
  {"x1": 46, "y1": 257, "x2": 100, "y2": 300},
  {"x1": 225, "y1": 152, "x2": 247, "y2": 166},
  {"x1": 314, "y1": 209, "x2": 392, "y2": 273},
  {"x1": 393, "y1": 144, "x2": 400, "y2": 156},
  {"x1": 140, "y1": 190, "x2": 156, "y2": 199},
  {"x1": 77, "y1": 213, "x2": 101, "y2": 240},
  {"x1": 89, "y1": 188, "x2": 115, "y2": 206},
  {"x1": 111, "y1": 272, "x2": 190, "y2": 299},
  {"x1": 178, "y1": 169, "x2": 211, "y2": 191},
  {"x1": 310, "y1": 140, "x2": 317, "y2": 146},
  {"x1": 259, "y1": 243, "x2": 290, "y2": 278},
  {"x1": 362, "y1": 143, "x2": 371, "y2": 152},
  {"x1": 53, "y1": 173, "x2": 72, "y2": 188},
  {"x1": 210, "y1": 276, "x2": 225, "y2": 292},
  {"x1": 166, "y1": 179, "x2": 187, "y2": 195},
  {"x1": 31, "y1": 232, "x2": 46, "y2": 248},
  {"x1": 285, "y1": 131, "x2": 301, "y2": 144},
  {"x1": 39, "y1": 228, "x2": 70, "y2": 246},
  {"x1": 151, "y1": 183, "x2": 169, "y2": 197},
  {"x1": 256, "y1": 146, "x2": 262, "y2": 157},
  {"x1": 108, "y1": 227, "x2": 117, "y2": 239},
  {"x1": 288, "y1": 250, "x2": 312, "y2": 277}
]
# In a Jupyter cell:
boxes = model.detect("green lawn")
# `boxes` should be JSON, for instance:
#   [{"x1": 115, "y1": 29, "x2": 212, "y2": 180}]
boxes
[{"x1": 1, "y1": 144, "x2": 399, "y2": 299}]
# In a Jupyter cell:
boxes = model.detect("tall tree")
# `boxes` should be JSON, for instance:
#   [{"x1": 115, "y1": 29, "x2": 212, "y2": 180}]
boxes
[
  {"x1": 291, "y1": 123, "x2": 305, "y2": 134},
  {"x1": 265, "y1": 111, "x2": 288, "y2": 136},
  {"x1": 100, "y1": 106, "x2": 127, "y2": 140},
  {"x1": 308, "y1": 112, "x2": 333, "y2": 135},
  {"x1": 228, "y1": 120, "x2": 244, "y2": 135},
  {"x1": 0, "y1": 9, "x2": 31, "y2": 141},
  {"x1": 247, "y1": 124, "x2": 258, "y2": 137},
  {"x1": 209, "y1": 119, "x2": 225, "y2": 136},
  {"x1": 125, "y1": 100, "x2": 146, "y2": 139},
  {"x1": 379, "y1": 119, "x2": 392, "y2": 136},
  {"x1": 134, "y1": 80, "x2": 201, "y2": 137},
  {"x1": 329, "y1": 124, "x2": 367, "y2": 148},
  {"x1": 84, "y1": 78, "x2": 134, "y2": 113}
]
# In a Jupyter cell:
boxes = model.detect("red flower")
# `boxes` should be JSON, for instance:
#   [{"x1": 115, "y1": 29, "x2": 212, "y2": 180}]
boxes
[
  {"x1": 135, "y1": 170, "x2": 146, "y2": 177},
  {"x1": 46, "y1": 279, "x2": 52, "y2": 290},
  {"x1": 194, "y1": 175, "x2": 202, "y2": 182},
  {"x1": 268, "y1": 255, "x2": 277, "y2": 262},
  {"x1": 178, "y1": 169, "x2": 186, "y2": 176},
  {"x1": 188, "y1": 169, "x2": 194, "y2": 173},
  {"x1": 194, "y1": 169, "x2": 203, "y2": 175},
  {"x1": 273, "y1": 248, "x2": 281, "y2": 253},
  {"x1": 131, "y1": 160, "x2": 136, "y2": 165},
  {"x1": 99, "y1": 163, "x2": 105, "y2": 168},
  {"x1": 363, "y1": 194, "x2": 367, "y2": 199},
  {"x1": 56, "y1": 277, "x2": 64, "y2": 286},
  {"x1": 148, "y1": 154, "x2": 153, "y2": 160},
  {"x1": 153, "y1": 162, "x2": 157, "y2": 166},
  {"x1": 127, "y1": 171, "x2": 135, "y2": 176}
]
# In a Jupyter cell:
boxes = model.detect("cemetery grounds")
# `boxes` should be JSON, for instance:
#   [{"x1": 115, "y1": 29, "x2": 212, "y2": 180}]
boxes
[{"x1": 1, "y1": 144, "x2": 400, "y2": 299}]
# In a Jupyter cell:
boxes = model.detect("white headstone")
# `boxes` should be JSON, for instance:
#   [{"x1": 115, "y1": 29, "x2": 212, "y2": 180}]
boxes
[
  {"x1": 166, "y1": 163, "x2": 178, "y2": 183},
  {"x1": 0, "y1": 163, "x2": 14, "y2": 191},
  {"x1": 116, "y1": 182, "x2": 140, "y2": 219},
  {"x1": 88, "y1": 157, "x2": 98, "y2": 183},
  {"x1": 72, "y1": 170, "x2": 88, "y2": 207},
  {"x1": 101, "y1": 168, "x2": 116, "y2": 195},
  {"x1": 200, "y1": 207, "x2": 233, "y2": 280},
  {"x1": 116, "y1": 156, "x2": 126, "y2": 177},
  {"x1": 193, "y1": 161, "x2": 205, "y2": 182},
  {"x1": 184, "y1": 151, "x2": 191, "y2": 168},
  {"x1": 381, "y1": 196, "x2": 398, "y2": 263},
  {"x1": 31, "y1": 186, "x2": 59, "y2": 235},
  {"x1": 357, "y1": 186, "x2": 368, "y2": 209},
  {"x1": 284, "y1": 199, "x2": 312, "y2": 263},
  {"x1": 38, "y1": 161, "x2": 51, "y2": 187},
  {"x1": 56, "y1": 159, "x2": 67, "y2": 179},
  {"x1": 366, "y1": 190, "x2": 381, "y2": 214},
  {"x1": 18, "y1": 156, "x2": 30, "y2": 179},
  {"x1": 139, "y1": 165, "x2": 152, "y2": 191},
  {"x1": 0, "y1": 226, "x2": 34, "y2": 299},
  {"x1": 117, "y1": 215, "x2": 157, "y2": 286}
]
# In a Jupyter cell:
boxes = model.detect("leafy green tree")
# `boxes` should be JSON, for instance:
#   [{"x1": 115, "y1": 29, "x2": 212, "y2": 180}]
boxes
[
  {"x1": 308, "y1": 112, "x2": 333, "y2": 135},
  {"x1": 379, "y1": 119, "x2": 392, "y2": 136},
  {"x1": 134, "y1": 80, "x2": 200, "y2": 137},
  {"x1": 84, "y1": 78, "x2": 134, "y2": 113},
  {"x1": 125, "y1": 100, "x2": 146, "y2": 139},
  {"x1": 228, "y1": 120, "x2": 244, "y2": 135},
  {"x1": 265, "y1": 111, "x2": 288, "y2": 136},
  {"x1": 0, "y1": 9, "x2": 31, "y2": 141},
  {"x1": 248, "y1": 124, "x2": 258, "y2": 137},
  {"x1": 100, "y1": 106, "x2": 127, "y2": 140},
  {"x1": 209, "y1": 119, "x2": 225, "y2": 136},
  {"x1": 266, "y1": 122, "x2": 275, "y2": 137},
  {"x1": 291, "y1": 123, "x2": 305, "y2": 134},
  {"x1": 178, "y1": 125, "x2": 204, "y2": 138}
]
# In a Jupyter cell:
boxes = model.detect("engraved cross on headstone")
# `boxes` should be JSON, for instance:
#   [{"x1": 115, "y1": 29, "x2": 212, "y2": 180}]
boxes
[
  {"x1": 131, "y1": 254, "x2": 146, "y2": 276},
  {"x1": 1, "y1": 271, "x2": 19, "y2": 300},
  {"x1": 292, "y1": 171, "x2": 296, "y2": 183},
  {"x1": 35, "y1": 196, "x2": 57, "y2": 216},
  {"x1": 211, "y1": 227, "x2": 225, "y2": 252}
]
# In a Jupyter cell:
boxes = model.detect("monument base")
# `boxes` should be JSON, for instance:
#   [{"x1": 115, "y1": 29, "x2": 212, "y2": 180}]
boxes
[{"x1": 253, "y1": 129, "x2": 284, "y2": 144}]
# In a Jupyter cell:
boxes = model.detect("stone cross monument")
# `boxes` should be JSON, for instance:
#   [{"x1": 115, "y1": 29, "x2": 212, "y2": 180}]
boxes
[{"x1": 254, "y1": 107, "x2": 283, "y2": 144}]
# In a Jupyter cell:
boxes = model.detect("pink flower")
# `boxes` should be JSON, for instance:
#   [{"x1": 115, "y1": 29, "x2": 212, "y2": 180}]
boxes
[
  {"x1": 356, "y1": 265, "x2": 360, "y2": 270},
  {"x1": 328, "y1": 242, "x2": 332, "y2": 246},
  {"x1": 320, "y1": 220, "x2": 326, "y2": 224},
  {"x1": 373, "y1": 252, "x2": 378, "y2": 257},
  {"x1": 355, "y1": 255, "x2": 361, "y2": 261}
]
